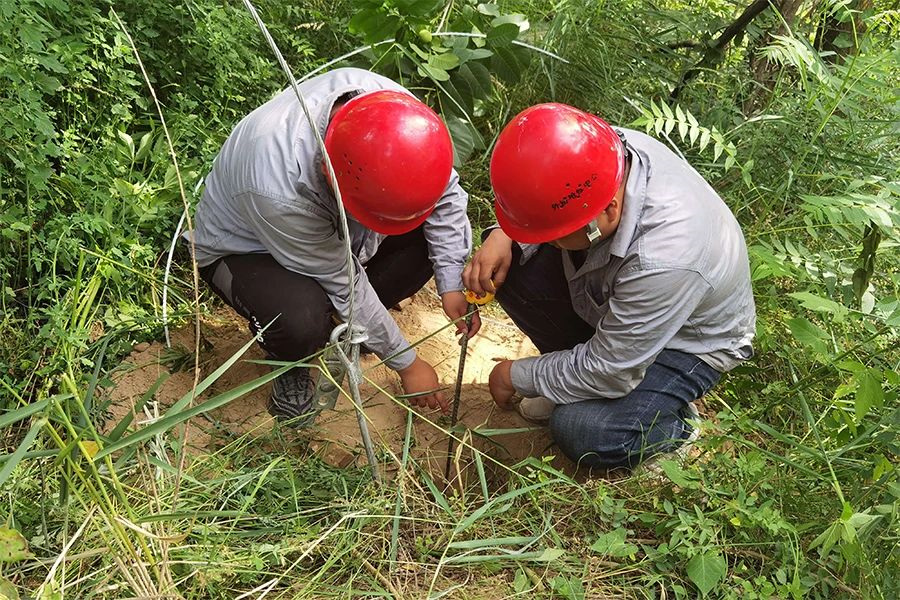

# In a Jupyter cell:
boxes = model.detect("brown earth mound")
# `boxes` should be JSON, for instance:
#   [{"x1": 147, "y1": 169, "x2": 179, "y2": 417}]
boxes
[{"x1": 105, "y1": 287, "x2": 572, "y2": 481}]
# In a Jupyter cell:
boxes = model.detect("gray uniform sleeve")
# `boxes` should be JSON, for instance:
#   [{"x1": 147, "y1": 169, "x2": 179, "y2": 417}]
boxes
[
  {"x1": 423, "y1": 169, "x2": 471, "y2": 295},
  {"x1": 510, "y1": 268, "x2": 711, "y2": 402},
  {"x1": 244, "y1": 192, "x2": 416, "y2": 371}
]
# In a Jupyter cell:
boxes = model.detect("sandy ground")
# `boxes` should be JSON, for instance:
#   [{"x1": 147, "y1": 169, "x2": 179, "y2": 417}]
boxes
[{"x1": 105, "y1": 287, "x2": 569, "y2": 481}]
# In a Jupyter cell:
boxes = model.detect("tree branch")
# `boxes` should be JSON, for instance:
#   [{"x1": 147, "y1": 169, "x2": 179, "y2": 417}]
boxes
[{"x1": 671, "y1": 0, "x2": 773, "y2": 99}]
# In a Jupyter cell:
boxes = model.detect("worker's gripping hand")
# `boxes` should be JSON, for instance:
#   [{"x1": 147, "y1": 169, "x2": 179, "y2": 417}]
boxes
[
  {"x1": 399, "y1": 357, "x2": 448, "y2": 414},
  {"x1": 442, "y1": 291, "x2": 482, "y2": 339},
  {"x1": 489, "y1": 360, "x2": 517, "y2": 410},
  {"x1": 463, "y1": 229, "x2": 513, "y2": 296}
]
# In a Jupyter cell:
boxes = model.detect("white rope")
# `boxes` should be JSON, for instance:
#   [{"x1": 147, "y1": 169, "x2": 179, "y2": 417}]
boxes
[
  {"x1": 241, "y1": 0, "x2": 358, "y2": 328},
  {"x1": 162, "y1": 210, "x2": 187, "y2": 348},
  {"x1": 298, "y1": 39, "x2": 396, "y2": 83},
  {"x1": 163, "y1": 178, "x2": 203, "y2": 348},
  {"x1": 241, "y1": 0, "x2": 379, "y2": 482}
]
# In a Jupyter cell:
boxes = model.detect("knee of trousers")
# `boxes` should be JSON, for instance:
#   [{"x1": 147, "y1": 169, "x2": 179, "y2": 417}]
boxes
[
  {"x1": 549, "y1": 404, "x2": 690, "y2": 470},
  {"x1": 254, "y1": 304, "x2": 333, "y2": 362},
  {"x1": 548, "y1": 405, "x2": 637, "y2": 470}
]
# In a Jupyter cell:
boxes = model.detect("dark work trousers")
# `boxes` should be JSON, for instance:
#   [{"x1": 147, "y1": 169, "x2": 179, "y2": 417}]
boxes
[
  {"x1": 199, "y1": 227, "x2": 433, "y2": 362},
  {"x1": 493, "y1": 235, "x2": 722, "y2": 470}
]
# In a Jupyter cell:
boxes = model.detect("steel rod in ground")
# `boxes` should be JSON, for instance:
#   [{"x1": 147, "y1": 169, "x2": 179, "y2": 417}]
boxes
[{"x1": 445, "y1": 307, "x2": 474, "y2": 480}]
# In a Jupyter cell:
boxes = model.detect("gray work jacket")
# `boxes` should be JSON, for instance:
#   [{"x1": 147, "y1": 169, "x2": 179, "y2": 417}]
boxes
[
  {"x1": 510, "y1": 128, "x2": 756, "y2": 403},
  {"x1": 188, "y1": 68, "x2": 472, "y2": 371}
]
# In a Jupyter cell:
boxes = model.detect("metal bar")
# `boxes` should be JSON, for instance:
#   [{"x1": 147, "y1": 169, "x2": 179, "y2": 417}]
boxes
[{"x1": 444, "y1": 305, "x2": 474, "y2": 480}]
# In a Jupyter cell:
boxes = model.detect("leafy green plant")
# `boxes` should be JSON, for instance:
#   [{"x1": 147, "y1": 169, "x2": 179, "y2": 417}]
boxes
[{"x1": 348, "y1": 0, "x2": 535, "y2": 163}]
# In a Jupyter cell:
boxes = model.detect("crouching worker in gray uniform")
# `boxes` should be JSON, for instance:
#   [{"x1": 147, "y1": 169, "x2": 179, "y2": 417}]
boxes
[
  {"x1": 464, "y1": 104, "x2": 756, "y2": 471},
  {"x1": 188, "y1": 68, "x2": 475, "y2": 421}
]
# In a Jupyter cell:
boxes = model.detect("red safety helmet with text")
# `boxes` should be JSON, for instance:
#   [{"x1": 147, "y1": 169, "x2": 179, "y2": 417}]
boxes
[
  {"x1": 325, "y1": 90, "x2": 454, "y2": 235},
  {"x1": 490, "y1": 103, "x2": 626, "y2": 244}
]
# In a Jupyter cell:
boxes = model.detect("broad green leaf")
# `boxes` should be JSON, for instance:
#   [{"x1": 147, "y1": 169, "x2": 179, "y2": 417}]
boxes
[
  {"x1": 659, "y1": 459, "x2": 699, "y2": 488},
  {"x1": 513, "y1": 568, "x2": 529, "y2": 593},
  {"x1": 454, "y1": 47, "x2": 492, "y2": 64},
  {"x1": 0, "y1": 576, "x2": 18, "y2": 600},
  {"x1": 686, "y1": 551, "x2": 726, "y2": 596},
  {"x1": 698, "y1": 128, "x2": 711, "y2": 152},
  {"x1": 491, "y1": 46, "x2": 527, "y2": 84},
  {"x1": 788, "y1": 291, "x2": 849, "y2": 322},
  {"x1": 855, "y1": 370, "x2": 883, "y2": 420},
  {"x1": 487, "y1": 22, "x2": 519, "y2": 47},
  {"x1": 428, "y1": 52, "x2": 460, "y2": 71},
  {"x1": 492, "y1": 14, "x2": 529, "y2": 33},
  {"x1": 810, "y1": 520, "x2": 842, "y2": 556},
  {"x1": 456, "y1": 62, "x2": 492, "y2": 99},
  {"x1": 788, "y1": 317, "x2": 829, "y2": 355},
  {"x1": 661, "y1": 101, "x2": 674, "y2": 119},
  {"x1": 589, "y1": 528, "x2": 638, "y2": 557},
  {"x1": 551, "y1": 575, "x2": 585, "y2": 600},
  {"x1": 116, "y1": 130, "x2": 134, "y2": 157},
  {"x1": 664, "y1": 117, "x2": 675, "y2": 135},
  {"x1": 0, "y1": 418, "x2": 46, "y2": 489},
  {"x1": 0, "y1": 528, "x2": 31, "y2": 563},
  {"x1": 446, "y1": 117, "x2": 478, "y2": 167},
  {"x1": 418, "y1": 63, "x2": 450, "y2": 81},
  {"x1": 477, "y1": 2, "x2": 500, "y2": 17},
  {"x1": 397, "y1": 0, "x2": 443, "y2": 17},
  {"x1": 534, "y1": 547, "x2": 565, "y2": 562},
  {"x1": 348, "y1": 11, "x2": 400, "y2": 43},
  {"x1": 440, "y1": 78, "x2": 471, "y2": 117}
]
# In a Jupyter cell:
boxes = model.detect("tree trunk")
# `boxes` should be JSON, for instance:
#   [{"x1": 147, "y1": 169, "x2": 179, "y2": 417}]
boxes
[{"x1": 743, "y1": 0, "x2": 805, "y2": 114}]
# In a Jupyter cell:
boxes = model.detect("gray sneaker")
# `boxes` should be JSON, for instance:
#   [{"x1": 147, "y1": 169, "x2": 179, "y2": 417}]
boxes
[
  {"x1": 639, "y1": 401, "x2": 702, "y2": 476},
  {"x1": 268, "y1": 368, "x2": 314, "y2": 424},
  {"x1": 515, "y1": 396, "x2": 555, "y2": 424}
]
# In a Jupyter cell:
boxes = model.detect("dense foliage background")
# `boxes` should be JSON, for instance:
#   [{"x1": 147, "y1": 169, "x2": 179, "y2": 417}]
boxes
[{"x1": 1, "y1": 0, "x2": 897, "y2": 598}]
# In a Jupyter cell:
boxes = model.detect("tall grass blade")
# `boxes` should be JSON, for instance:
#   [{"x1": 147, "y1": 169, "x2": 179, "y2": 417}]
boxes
[
  {"x1": 389, "y1": 409, "x2": 414, "y2": 569},
  {"x1": 95, "y1": 362, "x2": 295, "y2": 460},
  {"x1": 0, "y1": 418, "x2": 46, "y2": 487}
]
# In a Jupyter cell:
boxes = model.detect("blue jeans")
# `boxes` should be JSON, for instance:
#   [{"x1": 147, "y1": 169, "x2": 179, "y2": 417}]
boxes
[
  {"x1": 549, "y1": 349, "x2": 720, "y2": 469},
  {"x1": 492, "y1": 236, "x2": 721, "y2": 470}
]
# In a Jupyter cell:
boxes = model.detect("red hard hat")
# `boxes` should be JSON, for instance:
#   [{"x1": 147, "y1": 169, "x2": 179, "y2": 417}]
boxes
[
  {"x1": 490, "y1": 103, "x2": 625, "y2": 244},
  {"x1": 325, "y1": 90, "x2": 453, "y2": 235}
]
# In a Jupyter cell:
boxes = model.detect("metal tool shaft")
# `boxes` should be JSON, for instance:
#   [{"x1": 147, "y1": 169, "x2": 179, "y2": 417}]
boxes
[{"x1": 445, "y1": 305, "x2": 474, "y2": 480}]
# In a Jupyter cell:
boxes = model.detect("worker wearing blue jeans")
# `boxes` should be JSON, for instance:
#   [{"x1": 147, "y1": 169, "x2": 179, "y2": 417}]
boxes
[{"x1": 464, "y1": 104, "x2": 755, "y2": 470}]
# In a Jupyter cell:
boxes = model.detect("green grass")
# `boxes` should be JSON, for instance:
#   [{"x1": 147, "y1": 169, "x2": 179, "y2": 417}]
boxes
[{"x1": 1, "y1": 0, "x2": 899, "y2": 598}]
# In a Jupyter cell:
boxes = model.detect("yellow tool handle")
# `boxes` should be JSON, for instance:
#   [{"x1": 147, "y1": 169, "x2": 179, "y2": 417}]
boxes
[{"x1": 464, "y1": 289, "x2": 495, "y2": 306}]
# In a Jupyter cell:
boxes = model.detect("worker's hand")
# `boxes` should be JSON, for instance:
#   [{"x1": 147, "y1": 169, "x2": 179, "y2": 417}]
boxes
[
  {"x1": 442, "y1": 291, "x2": 482, "y2": 339},
  {"x1": 399, "y1": 357, "x2": 448, "y2": 414},
  {"x1": 463, "y1": 229, "x2": 513, "y2": 296},
  {"x1": 488, "y1": 360, "x2": 517, "y2": 410}
]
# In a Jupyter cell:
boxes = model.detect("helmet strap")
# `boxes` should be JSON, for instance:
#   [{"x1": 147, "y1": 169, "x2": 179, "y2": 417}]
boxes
[{"x1": 585, "y1": 221, "x2": 603, "y2": 247}]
